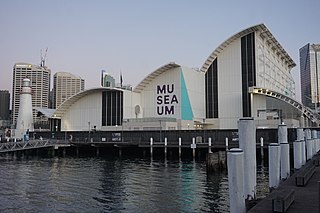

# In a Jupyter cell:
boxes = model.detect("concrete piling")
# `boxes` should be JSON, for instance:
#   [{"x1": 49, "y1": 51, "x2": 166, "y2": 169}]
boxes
[
  {"x1": 293, "y1": 140, "x2": 303, "y2": 169},
  {"x1": 225, "y1": 137, "x2": 229, "y2": 151},
  {"x1": 269, "y1": 143, "x2": 281, "y2": 190},
  {"x1": 312, "y1": 130, "x2": 317, "y2": 156},
  {"x1": 150, "y1": 137, "x2": 153, "y2": 158},
  {"x1": 227, "y1": 148, "x2": 246, "y2": 213},
  {"x1": 260, "y1": 137, "x2": 264, "y2": 159},
  {"x1": 305, "y1": 129, "x2": 313, "y2": 160},
  {"x1": 192, "y1": 137, "x2": 196, "y2": 160},
  {"x1": 178, "y1": 137, "x2": 182, "y2": 159},
  {"x1": 278, "y1": 124, "x2": 290, "y2": 180},
  {"x1": 164, "y1": 137, "x2": 167, "y2": 158},
  {"x1": 238, "y1": 117, "x2": 256, "y2": 200}
]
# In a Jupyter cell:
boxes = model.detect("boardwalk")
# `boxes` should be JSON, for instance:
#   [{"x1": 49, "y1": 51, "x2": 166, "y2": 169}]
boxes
[{"x1": 249, "y1": 155, "x2": 320, "y2": 213}]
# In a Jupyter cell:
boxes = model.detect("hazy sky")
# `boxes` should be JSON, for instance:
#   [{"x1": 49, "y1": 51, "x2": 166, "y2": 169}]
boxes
[{"x1": 1, "y1": 0, "x2": 319, "y2": 101}]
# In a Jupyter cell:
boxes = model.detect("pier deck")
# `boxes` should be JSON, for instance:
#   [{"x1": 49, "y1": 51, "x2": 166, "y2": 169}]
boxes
[{"x1": 249, "y1": 155, "x2": 320, "y2": 213}]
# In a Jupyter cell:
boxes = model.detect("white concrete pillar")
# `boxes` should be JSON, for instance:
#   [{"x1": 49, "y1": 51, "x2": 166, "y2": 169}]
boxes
[
  {"x1": 150, "y1": 137, "x2": 153, "y2": 157},
  {"x1": 293, "y1": 140, "x2": 303, "y2": 169},
  {"x1": 278, "y1": 124, "x2": 290, "y2": 180},
  {"x1": 280, "y1": 142, "x2": 290, "y2": 179},
  {"x1": 178, "y1": 137, "x2": 182, "y2": 158},
  {"x1": 301, "y1": 138, "x2": 306, "y2": 166},
  {"x1": 260, "y1": 137, "x2": 264, "y2": 159},
  {"x1": 227, "y1": 148, "x2": 246, "y2": 213},
  {"x1": 238, "y1": 117, "x2": 256, "y2": 200},
  {"x1": 297, "y1": 128, "x2": 306, "y2": 166},
  {"x1": 208, "y1": 137, "x2": 212, "y2": 153},
  {"x1": 278, "y1": 124, "x2": 287, "y2": 144},
  {"x1": 269, "y1": 143, "x2": 281, "y2": 190},
  {"x1": 164, "y1": 137, "x2": 167, "y2": 156},
  {"x1": 306, "y1": 129, "x2": 313, "y2": 160},
  {"x1": 312, "y1": 130, "x2": 317, "y2": 156},
  {"x1": 192, "y1": 137, "x2": 196, "y2": 160},
  {"x1": 296, "y1": 128, "x2": 304, "y2": 141},
  {"x1": 225, "y1": 137, "x2": 229, "y2": 151}
]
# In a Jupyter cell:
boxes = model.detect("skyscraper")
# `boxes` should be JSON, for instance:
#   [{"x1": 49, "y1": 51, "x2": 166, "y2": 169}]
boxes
[
  {"x1": 300, "y1": 43, "x2": 320, "y2": 110},
  {"x1": 53, "y1": 72, "x2": 85, "y2": 109},
  {"x1": 12, "y1": 63, "x2": 51, "y2": 126},
  {"x1": 0, "y1": 90, "x2": 10, "y2": 120},
  {"x1": 101, "y1": 70, "x2": 115, "y2": 88}
]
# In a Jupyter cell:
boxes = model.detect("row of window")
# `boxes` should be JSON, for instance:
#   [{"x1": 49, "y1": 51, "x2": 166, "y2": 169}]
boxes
[
  {"x1": 102, "y1": 91, "x2": 123, "y2": 126},
  {"x1": 241, "y1": 32, "x2": 256, "y2": 117}
]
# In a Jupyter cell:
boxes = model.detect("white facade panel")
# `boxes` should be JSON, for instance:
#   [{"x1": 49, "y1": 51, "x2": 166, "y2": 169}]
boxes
[
  {"x1": 181, "y1": 66, "x2": 205, "y2": 120},
  {"x1": 123, "y1": 90, "x2": 142, "y2": 119},
  {"x1": 62, "y1": 92, "x2": 102, "y2": 131},
  {"x1": 141, "y1": 67, "x2": 181, "y2": 119},
  {"x1": 251, "y1": 94, "x2": 267, "y2": 118},
  {"x1": 255, "y1": 33, "x2": 295, "y2": 98},
  {"x1": 218, "y1": 39, "x2": 242, "y2": 128}
]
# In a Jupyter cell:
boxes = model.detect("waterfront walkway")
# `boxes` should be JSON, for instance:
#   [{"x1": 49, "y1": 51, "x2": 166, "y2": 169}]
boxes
[
  {"x1": 249, "y1": 155, "x2": 320, "y2": 213},
  {"x1": 0, "y1": 140, "x2": 70, "y2": 153}
]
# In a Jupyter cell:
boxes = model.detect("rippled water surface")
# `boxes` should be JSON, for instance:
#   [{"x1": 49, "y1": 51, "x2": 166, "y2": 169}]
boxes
[{"x1": 0, "y1": 156, "x2": 268, "y2": 213}]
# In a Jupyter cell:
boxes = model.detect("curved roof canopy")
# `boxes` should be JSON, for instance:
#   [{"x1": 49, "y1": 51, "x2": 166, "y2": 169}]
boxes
[
  {"x1": 133, "y1": 62, "x2": 181, "y2": 93},
  {"x1": 52, "y1": 87, "x2": 122, "y2": 119},
  {"x1": 200, "y1": 23, "x2": 296, "y2": 73}
]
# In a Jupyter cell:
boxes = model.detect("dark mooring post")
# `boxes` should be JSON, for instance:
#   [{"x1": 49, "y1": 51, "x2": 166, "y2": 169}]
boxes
[
  {"x1": 318, "y1": 181, "x2": 320, "y2": 213},
  {"x1": 119, "y1": 147, "x2": 122, "y2": 157}
]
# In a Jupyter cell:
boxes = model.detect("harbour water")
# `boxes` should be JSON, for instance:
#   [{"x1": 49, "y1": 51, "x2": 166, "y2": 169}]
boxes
[{"x1": 0, "y1": 154, "x2": 269, "y2": 213}]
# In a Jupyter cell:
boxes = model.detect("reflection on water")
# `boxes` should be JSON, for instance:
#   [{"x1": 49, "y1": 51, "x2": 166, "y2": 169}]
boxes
[{"x1": 0, "y1": 156, "x2": 268, "y2": 213}]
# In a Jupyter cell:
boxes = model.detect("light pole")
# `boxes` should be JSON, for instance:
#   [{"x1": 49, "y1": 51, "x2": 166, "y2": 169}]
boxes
[
  {"x1": 88, "y1": 121, "x2": 91, "y2": 142},
  {"x1": 121, "y1": 121, "x2": 124, "y2": 142},
  {"x1": 188, "y1": 123, "x2": 190, "y2": 130},
  {"x1": 203, "y1": 118, "x2": 205, "y2": 143},
  {"x1": 159, "y1": 119, "x2": 162, "y2": 143},
  {"x1": 64, "y1": 125, "x2": 67, "y2": 142}
]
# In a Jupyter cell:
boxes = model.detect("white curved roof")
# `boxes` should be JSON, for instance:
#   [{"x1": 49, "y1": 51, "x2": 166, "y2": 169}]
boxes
[
  {"x1": 52, "y1": 87, "x2": 122, "y2": 118},
  {"x1": 200, "y1": 23, "x2": 296, "y2": 73},
  {"x1": 133, "y1": 62, "x2": 181, "y2": 93}
]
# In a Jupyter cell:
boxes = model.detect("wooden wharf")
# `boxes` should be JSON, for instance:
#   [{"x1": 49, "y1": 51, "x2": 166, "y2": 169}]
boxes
[{"x1": 249, "y1": 154, "x2": 320, "y2": 213}]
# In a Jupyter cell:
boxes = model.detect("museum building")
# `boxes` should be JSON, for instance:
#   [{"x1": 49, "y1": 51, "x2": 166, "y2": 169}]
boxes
[{"x1": 44, "y1": 23, "x2": 319, "y2": 131}]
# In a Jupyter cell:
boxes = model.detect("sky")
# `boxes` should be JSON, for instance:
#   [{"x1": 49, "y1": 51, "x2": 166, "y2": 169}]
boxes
[{"x1": 0, "y1": 0, "x2": 319, "y2": 102}]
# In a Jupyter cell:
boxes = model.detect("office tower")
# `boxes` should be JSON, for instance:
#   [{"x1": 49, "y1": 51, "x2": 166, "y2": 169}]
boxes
[
  {"x1": 53, "y1": 72, "x2": 85, "y2": 109},
  {"x1": 101, "y1": 70, "x2": 115, "y2": 87},
  {"x1": 12, "y1": 63, "x2": 51, "y2": 126},
  {"x1": 0, "y1": 90, "x2": 10, "y2": 120},
  {"x1": 300, "y1": 43, "x2": 320, "y2": 110}
]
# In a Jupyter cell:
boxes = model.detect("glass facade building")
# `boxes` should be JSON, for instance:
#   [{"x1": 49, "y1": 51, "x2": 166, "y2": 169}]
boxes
[
  {"x1": 0, "y1": 90, "x2": 10, "y2": 120},
  {"x1": 300, "y1": 43, "x2": 320, "y2": 110}
]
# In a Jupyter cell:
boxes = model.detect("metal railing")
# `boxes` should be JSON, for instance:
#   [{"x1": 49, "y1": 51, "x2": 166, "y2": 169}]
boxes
[{"x1": 0, "y1": 139, "x2": 68, "y2": 153}]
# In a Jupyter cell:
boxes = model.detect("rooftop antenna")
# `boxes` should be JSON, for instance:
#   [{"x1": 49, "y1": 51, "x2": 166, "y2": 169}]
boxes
[{"x1": 40, "y1": 47, "x2": 48, "y2": 67}]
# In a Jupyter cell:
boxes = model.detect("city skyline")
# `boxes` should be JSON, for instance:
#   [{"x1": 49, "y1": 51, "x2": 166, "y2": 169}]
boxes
[{"x1": 1, "y1": 0, "x2": 320, "y2": 102}]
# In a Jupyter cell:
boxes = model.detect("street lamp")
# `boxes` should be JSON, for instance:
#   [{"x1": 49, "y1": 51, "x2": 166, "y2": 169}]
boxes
[
  {"x1": 187, "y1": 123, "x2": 190, "y2": 130},
  {"x1": 88, "y1": 121, "x2": 91, "y2": 142},
  {"x1": 121, "y1": 121, "x2": 124, "y2": 142},
  {"x1": 159, "y1": 119, "x2": 162, "y2": 143},
  {"x1": 64, "y1": 125, "x2": 67, "y2": 142},
  {"x1": 203, "y1": 118, "x2": 205, "y2": 143}
]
